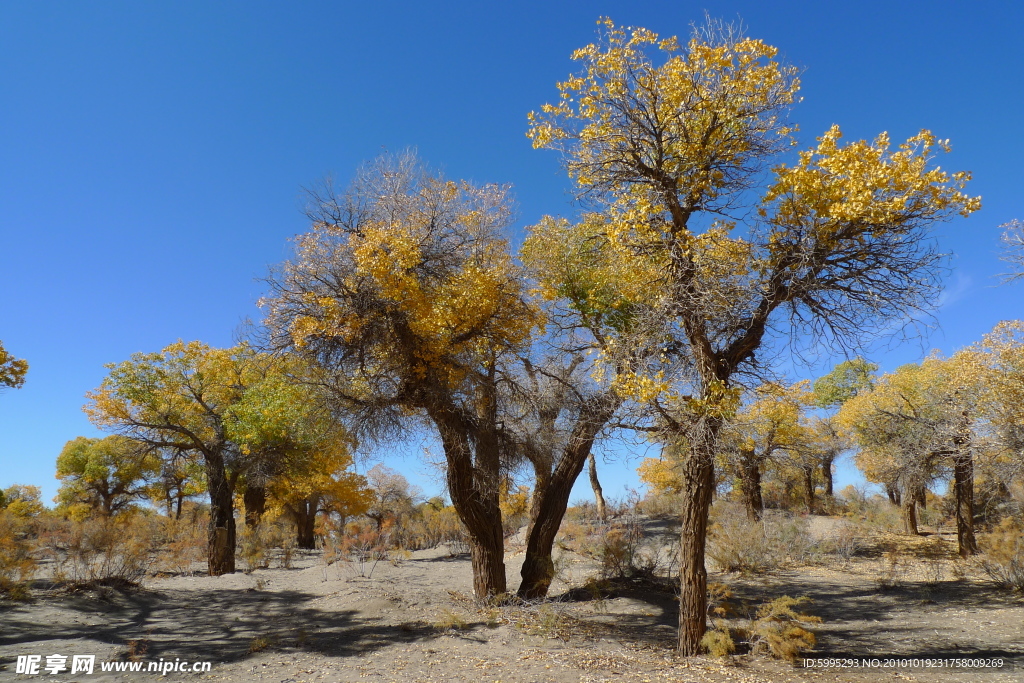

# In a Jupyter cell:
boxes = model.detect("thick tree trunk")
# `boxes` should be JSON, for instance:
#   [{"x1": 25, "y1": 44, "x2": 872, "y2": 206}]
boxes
[
  {"x1": 953, "y1": 453, "x2": 978, "y2": 557},
  {"x1": 524, "y1": 465, "x2": 551, "y2": 544},
  {"x1": 587, "y1": 452, "x2": 608, "y2": 522},
  {"x1": 519, "y1": 397, "x2": 621, "y2": 599},
  {"x1": 901, "y1": 494, "x2": 919, "y2": 535},
  {"x1": 821, "y1": 454, "x2": 834, "y2": 498},
  {"x1": 677, "y1": 416, "x2": 720, "y2": 656},
  {"x1": 204, "y1": 450, "x2": 235, "y2": 576},
  {"x1": 243, "y1": 484, "x2": 266, "y2": 528},
  {"x1": 737, "y1": 449, "x2": 763, "y2": 520},
  {"x1": 803, "y1": 466, "x2": 816, "y2": 514},
  {"x1": 430, "y1": 400, "x2": 507, "y2": 601},
  {"x1": 293, "y1": 498, "x2": 318, "y2": 549}
]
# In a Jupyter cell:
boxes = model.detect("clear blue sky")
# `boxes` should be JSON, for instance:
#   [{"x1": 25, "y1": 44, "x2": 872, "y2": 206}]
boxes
[{"x1": 1, "y1": 1, "x2": 1021, "y2": 506}]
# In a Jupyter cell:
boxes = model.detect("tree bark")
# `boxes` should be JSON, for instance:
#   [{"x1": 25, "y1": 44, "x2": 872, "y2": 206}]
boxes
[
  {"x1": 677, "y1": 416, "x2": 720, "y2": 656},
  {"x1": 587, "y1": 452, "x2": 607, "y2": 522},
  {"x1": 519, "y1": 397, "x2": 621, "y2": 599},
  {"x1": 737, "y1": 449, "x2": 763, "y2": 520},
  {"x1": 243, "y1": 484, "x2": 266, "y2": 528},
  {"x1": 886, "y1": 483, "x2": 901, "y2": 507},
  {"x1": 204, "y1": 450, "x2": 235, "y2": 575},
  {"x1": 821, "y1": 454, "x2": 834, "y2": 498},
  {"x1": 294, "y1": 498, "x2": 318, "y2": 549},
  {"x1": 953, "y1": 453, "x2": 978, "y2": 557},
  {"x1": 901, "y1": 493, "x2": 919, "y2": 535},
  {"x1": 803, "y1": 466, "x2": 816, "y2": 514},
  {"x1": 430, "y1": 400, "x2": 507, "y2": 600}
]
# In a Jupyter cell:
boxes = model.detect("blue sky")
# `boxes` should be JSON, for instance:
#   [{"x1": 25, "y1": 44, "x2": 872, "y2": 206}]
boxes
[{"x1": 1, "y1": 1, "x2": 1021, "y2": 507}]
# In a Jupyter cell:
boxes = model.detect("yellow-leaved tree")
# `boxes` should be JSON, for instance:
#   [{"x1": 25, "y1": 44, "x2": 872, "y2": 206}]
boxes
[
  {"x1": 529, "y1": 18, "x2": 980, "y2": 652},
  {"x1": 0, "y1": 340, "x2": 28, "y2": 391},
  {"x1": 262, "y1": 152, "x2": 539, "y2": 599}
]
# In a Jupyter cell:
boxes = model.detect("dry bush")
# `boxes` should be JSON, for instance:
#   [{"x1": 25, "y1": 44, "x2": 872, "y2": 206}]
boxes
[
  {"x1": 0, "y1": 510, "x2": 36, "y2": 599},
  {"x1": 388, "y1": 504, "x2": 467, "y2": 551},
  {"x1": 707, "y1": 502, "x2": 816, "y2": 573},
  {"x1": 637, "y1": 491, "x2": 681, "y2": 518},
  {"x1": 980, "y1": 517, "x2": 1024, "y2": 592},
  {"x1": 158, "y1": 516, "x2": 207, "y2": 575},
  {"x1": 874, "y1": 547, "x2": 910, "y2": 590},
  {"x1": 702, "y1": 589, "x2": 820, "y2": 662},
  {"x1": 335, "y1": 519, "x2": 391, "y2": 578},
  {"x1": 38, "y1": 514, "x2": 157, "y2": 588},
  {"x1": 744, "y1": 596, "x2": 820, "y2": 662},
  {"x1": 816, "y1": 521, "x2": 861, "y2": 567}
]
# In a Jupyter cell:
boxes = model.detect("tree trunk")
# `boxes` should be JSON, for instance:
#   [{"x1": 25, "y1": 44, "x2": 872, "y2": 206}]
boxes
[
  {"x1": 587, "y1": 452, "x2": 607, "y2": 522},
  {"x1": 519, "y1": 397, "x2": 621, "y2": 599},
  {"x1": 677, "y1": 416, "x2": 720, "y2": 656},
  {"x1": 737, "y1": 449, "x2": 763, "y2": 520},
  {"x1": 803, "y1": 466, "x2": 816, "y2": 514},
  {"x1": 243, "y1": 484, "x2": 266, "y2": 528},
  {"x1": 901, "y1": 494, "x2": 919, "y2": 535},
  {"x1": 953, "y1": 453, "x2": 978, "y2": 557},
  {"x1": 204, "y1": 450, "x2": 235, "y2": 575},
  {"x1": 175, "y1": 492, "x2": 184, "y2": 521},
  {"x1": 821, "y1": 454, "x2": 834, "y2": 498},
  {"x1": 886, "y1": 483, "x2": 901, "y2": 507},
  {"x1": 524, "y1": 465, "x2": 551, "y2": 544},
  {"x1": 294, "y1": 498, "x2": 318, "y2": 549},
  {"x1": 430, "y1": 400, "x2": 507, "y2": 600}
]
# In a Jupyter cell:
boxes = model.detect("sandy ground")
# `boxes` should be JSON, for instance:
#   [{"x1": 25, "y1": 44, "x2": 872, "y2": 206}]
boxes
[{"x1": 2, "y1": 517, "x2": 1023, "y2": 683}]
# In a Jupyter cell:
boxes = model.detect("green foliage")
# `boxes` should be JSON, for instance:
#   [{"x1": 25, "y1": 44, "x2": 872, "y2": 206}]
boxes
[
  {"x1": 56, "y1": 435, "x2": 161, "y2": 518},
  {"x1": 812, "y1": 357, "x2": 877, "y2": 408}
]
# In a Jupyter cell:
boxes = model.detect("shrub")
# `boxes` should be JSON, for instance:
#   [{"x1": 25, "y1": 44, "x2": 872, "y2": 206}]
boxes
[
  {"x1": 744, "y1": 596, "x2": 820, "y2": 662},
  {"x1": 706, "y1": 502, "x2": 815, "y2": 573},
  {"x1": 158, "y1": 515, "x2": 207, "y2": 575},
  {"x1": 980, "y1": 518, "x2": 1024, "y2": 592},
  {"x1": 39, "y1": 515, "x2": 156, "y2": 588},
  {"x1": 0, "y1": 511, "x2": 35, "y2": 599}
]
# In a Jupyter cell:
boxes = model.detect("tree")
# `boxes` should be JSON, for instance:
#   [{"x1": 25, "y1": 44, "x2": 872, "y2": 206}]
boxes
[
  {"x1": 86, "y1": 341, "x2": 264, "y2": 575},
  {"x1": 56, "y1": 435, "x2": 161, "y2": 518},
  {"x1": 364, "y1": 465, "x2": 418, "y2": 532},
  {"x1": 261, "y1": 153, "x2": 539, "y2": 600},
  {"x1": 719, "y1": 381, "x2": 811, "y2": 519},
  {"x1": 841, "y1": 356, "x2": 982, "y2": 552},
  {"x1": 1, "y1": 485, "x2": 43, "y2": 518},
  {"x1": 529, "y1": 19, "x2": 980, "y2": 652},
  {"x1": 148, "y1": 450, "x2": 206, "y2": 520},
  {"x1": 0, "y1": 341, "x2": 28, "y2": 391},
  {"x1": 999, "y1": 220, "x2": 1024, "y2": 283}
]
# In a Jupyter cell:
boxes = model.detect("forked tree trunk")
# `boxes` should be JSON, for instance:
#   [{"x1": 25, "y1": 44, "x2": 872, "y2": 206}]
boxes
[
  {"x1": 519, "y1": 398, "x2": 620, "y2": 599},
  {"x1": 886, "y1": 483, "x2": 901, "y2": 507},
  {"x1": 953, "y1": 453, "x2": 978, "y2": 557},
  {"x1": 204, "y1": 450, "x2": 236, "y2": 575},
  {"x1": 587, "y1": 452, "x2": 608, "y2": 522},
  {"x1": 677, "y1": 416, "x2": 720, "y2": 656},
  {"x1": 737, "y1": 449, "x2": 763, "y2": 520}
]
